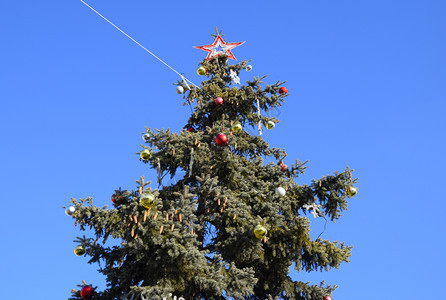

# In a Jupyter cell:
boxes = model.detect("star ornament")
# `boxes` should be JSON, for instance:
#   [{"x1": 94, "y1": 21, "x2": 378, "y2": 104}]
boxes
[
  {"x1": 303, "y1": 203, "x2": 324, "y2": 218},
  {"x1": 194, "y1": 35, "x2": 245, "y2": 60}
]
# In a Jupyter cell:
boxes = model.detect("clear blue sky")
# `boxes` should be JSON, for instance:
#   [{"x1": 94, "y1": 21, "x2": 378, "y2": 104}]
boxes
[{"x1": 1, "y1": 0, "x2": 445, "y2": 299}]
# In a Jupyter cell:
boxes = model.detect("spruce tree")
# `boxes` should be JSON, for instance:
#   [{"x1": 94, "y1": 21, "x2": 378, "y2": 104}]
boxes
[{"x1": 66, "y1": 33, "x2": 357, "y2": 300}]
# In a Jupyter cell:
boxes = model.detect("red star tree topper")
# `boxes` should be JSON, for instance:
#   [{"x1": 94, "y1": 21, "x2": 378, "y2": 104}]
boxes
[{"x1": 194, "y1": 35, "x2": 245, "y2": 60}]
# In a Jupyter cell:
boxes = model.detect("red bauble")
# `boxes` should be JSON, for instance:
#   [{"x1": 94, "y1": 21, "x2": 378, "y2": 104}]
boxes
[
  {"x1": 280, "y1": 164, "x2": 288, "y2": 172},
  {"x1": 187, "y1": 127, "x2": 195, "y2": 132},
  {"x1": 80, "y1": 285, "x2": 94, "y2": 300},
  {"x1": 215, "y1": 97, "x2": 223, "y2": 105},
  {"x1": 323, "y1": 297, "x2": 332, "y2": 300},
  {"x1": 215, "y1": 133, "x2": 228, "y2": 146},
  {"x1": 111, "y1": 195, "x2": 120, "y2": 204},
  {"x1": 279, "y1": 87, "x2": 287, "y2": 94}
]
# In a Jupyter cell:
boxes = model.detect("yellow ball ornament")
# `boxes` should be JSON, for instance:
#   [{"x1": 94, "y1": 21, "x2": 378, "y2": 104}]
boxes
[
  {"x1": 74, "y1": 245, "x2": 86, "y2": 256},
  {"x1": 346, "y1": 186, "x2": 357, "y2": 198},
  {"x1": 197, "y1": 66, "x2": 206, "y2": 75},
  {"x1": 253, "y1": 225, "x2": 267, "y2": 239},
  {"x1": 140, "y1": 192, "x2": 155, "y2": 209},
  {"x1": 231, "y1": 123, "x2": 243, "y2": 134},
  {"x1": 140, "y1": 149, "x2": 151, "y2": 160},
  {"x1": 265, "y1": 121, "x2": 275, "y2": 130}
]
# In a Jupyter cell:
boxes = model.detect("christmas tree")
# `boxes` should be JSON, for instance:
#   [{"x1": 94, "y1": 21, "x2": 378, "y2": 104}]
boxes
[{"x1": 66, "y1": 32, "x2": 357, "y2": 300}]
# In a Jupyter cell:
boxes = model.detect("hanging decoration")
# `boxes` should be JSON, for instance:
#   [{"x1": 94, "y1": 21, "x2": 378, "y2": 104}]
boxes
[
  {"x1": 156, "y1": 158, "x2": 162, "y2": 186},
  {"x1": 246, "y1": 65, "x2": 252, "y2": 72},
  {"x1": 253, "y1": 224, "x2": 267, "y2": 239},
  {"x1": 176, "y1": 86, "x2": 184, "y2": 94},
  {"x1": 215, "y1": 133, "x2": 228, "y2": 146},
  {"x1": 302, "y1": 203, "x2": 323, "y2": 218},
  {"x1": 194, "y1": 35, "x2": 245, "y2": 60},
  {"x1": 279, "y1": 87, "x2": 288, "y2": 94},
  {"x1": 111, "y1": 194, "x2": 120, "y2": 204},
  {"x1": 256, "y1": 99, "x2": 263, "y2": 135},
  {"x1": 140, "y1": 149, "x2": 151, "y2": 160},
  {"x1": 215, "y1": 97, "x2": 224, "y2": 105},
  {"x1": 65, "y1": 206, "x2": 76, "y2": 216},
  {"x1": 197, "y1": 67, "x2": 207, "y2": 75},
  {"x1": 346, "y1": 186, "x2": 357, "y2": 198},
  {"x1": 280, "y1": 164, "x2": 289, "y2": 172},
  {"x1": 231, "y1": 123, "x2": 243, "y2": 134},
  {"x1": 189, "y1": 147, "x2": 194, "y2": 177},
  {"x1": 80, "y1": 285, "x2": 94, "y2": 300},
  {"x1": 266, "y1": 121, "x2": 275, "y2": 130},
  {"x1": 275, "y1": 187, "x2": 286, "y2": 196},
  {"x1": 140, "y1": 192, "x2": 155, "y2": 209},
  {"x1": 229, "y1": 69, "x2": 241, "y2": 85},
  {"x1": 74, "y1": 245, "x2": 86, "y2": 256},
  {"x1": 142, "y1": 133, "x2": 151, "y2": 141}
]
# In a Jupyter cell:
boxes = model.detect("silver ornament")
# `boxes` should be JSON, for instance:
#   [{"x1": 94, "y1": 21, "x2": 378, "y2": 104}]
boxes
[
  {"x1": 65, "y1": 206, "x2": 76, "y2": 216},
  {"x1": 275, "y1": 187, "x2": 286, "y2": 197},
  {"x1": 176, "y1": 86, "x2": 184, "y2": 94},
  {"x1": 246, "y1": 65, "x2": 252, "y2": 72},
  {"x1": 142, "y1": 133, "x2": 151, "y2": 141}
]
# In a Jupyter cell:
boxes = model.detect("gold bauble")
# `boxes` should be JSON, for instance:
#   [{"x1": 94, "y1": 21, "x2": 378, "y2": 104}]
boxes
[
  {"x1": 74, "y1": 245, "x2": 86, "y2": 256},
  {"x1": 265, "y1": 121, "x2": 275, "y2": 130},
  {"x1": 231, "y1": 123, "x2": 243, "y2": 134},
  {"x1": 253, "y1": 225, "x2": 267, "y2": 239},
  {"x1": 346, "y1": 186, "x2": 357, "y2": 198},
  {"x1": 197, "y1": 66, "x2": 206, "y2": 76},
  {"x1": 140, "y1": 192, "x2": 155, "y2": 209},
  {"x1": 140, "y1": 149, "x2": 151, "y2": 160}
]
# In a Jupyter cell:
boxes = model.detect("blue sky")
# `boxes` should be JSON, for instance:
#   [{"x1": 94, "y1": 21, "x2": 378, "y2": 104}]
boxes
[{"x1": 1, "y1": 0, "x2": 445, "y2": 299}]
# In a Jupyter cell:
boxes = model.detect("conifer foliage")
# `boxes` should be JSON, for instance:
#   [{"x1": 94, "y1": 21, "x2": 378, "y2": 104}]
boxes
[{"x1": 67, "y1": 44, "x2": 357, "y2": 300}]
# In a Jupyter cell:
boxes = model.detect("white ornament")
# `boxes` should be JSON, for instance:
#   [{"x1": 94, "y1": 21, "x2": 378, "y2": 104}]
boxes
[
  {"x1": 189, "y1": 147, "x2": 194, "y2": 177},
  {"x1": 142, "y1": 133, "x2": 151, "y2": 141},
  {"x1": 176, "y1": 86, "x2": 184, "y2": 94},
  {"x1": 302, "y1": 203, "x2": 323, "y2": 218},
  {"x1": 229, "y1": 69, "x2": 241, "y2": 85},
  {"x1": 275, "y1": 187, "x2": 286, "y2": 196},
  {"x1": 65, "y1": 206, "x2": 76, "y2": 216},
  {"x1": 246, "y1": 65, "x2": 252, "y2": 71},
  {"x1": 256, "y1": 98, "x2": 263, "y2": 135}
]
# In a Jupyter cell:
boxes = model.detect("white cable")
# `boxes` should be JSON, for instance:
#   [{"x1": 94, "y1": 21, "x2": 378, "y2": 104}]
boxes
[{"x1": 80, "y1": 0, "x2": 198, "y2": 88}]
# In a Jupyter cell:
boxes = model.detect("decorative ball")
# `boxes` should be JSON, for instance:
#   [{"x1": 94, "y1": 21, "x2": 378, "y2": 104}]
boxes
[
  {"x1": 187, "y1": 127, "x2": 195, "y2": 132},
  {"x1": 246, "y1": 65, "x2": 252, "y2": 72},
  {"x1": 140, "y1": 149, "x2": 151, "y2": 160},
  {"x1": 65, "y1": 206, "x2": 76, "y2": 216},
  {"x1": 215, "y1": 97, "x2": 224, "y2": 106},
  {"x1": 215, "y1": 133, "x2": 228, "y2": 146},
  {"x1": 74, "y1": 245, "x2": 86, "y2": 256},
  {"x1": 265, "y1": 121, "x2": 275, "y2": 130},
  {"x1": 253, "y1": 225, "x2": 267, "y2": 239},
  {"x1": 140, "y1": 192, "x2": 155, "y2": 209},
  {"x1": 279, "y1": 87, "x2": 287, "y2": 94},
  {"x1": 275, "y1": 187, "x2": 286, "y2": 196},
  {"x1": 231, "y1": 123, "x2": 243, "y2": 134},
  {"x1": 111, "y1": 195, "x2": 120, "y2": 204},
  {"x1": 280, "y1": 164, "x2": 289, "y2": 172},
  {"x1": 197, "y1": 66, "x2": 206, "y2": 75},
  {"x1": 142, "y1": 133, "x2": 151, "y2": 141},
  {"x1": 80, "y1": 285, "x2": 94, "y2": 300},
  {"x1": 346, "y1": 186, "x2": 357, "y2": 198},
  {"x1": 323, "y1": 297, "x2": 332, "y2": 300},
  {"x1": 176, "y1": 86, "x2": 184, "y2": 94}
]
